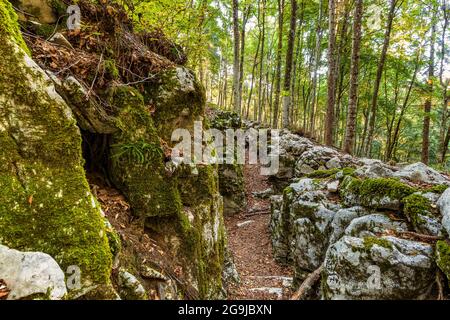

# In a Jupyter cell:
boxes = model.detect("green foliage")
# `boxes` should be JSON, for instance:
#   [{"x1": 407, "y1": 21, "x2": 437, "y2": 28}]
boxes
[
  {"x1": 111, "y1": 140, "x2": 163, "y2": 167},
  {"x1": 403, "y1": 194, "x2": 433, "y2": 227},
  {"x1": 363, "y1": 237, "x2": 393, "y2": 251},
  {"x1": 436, "y1": 240, "x2": 450, "y2": 285}
]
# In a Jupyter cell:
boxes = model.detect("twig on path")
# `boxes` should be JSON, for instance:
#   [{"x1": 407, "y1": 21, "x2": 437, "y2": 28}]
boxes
[
  {"x1": 290, "y1": 265, "x2": 324, "y2": 300},
  {"x1": 244, "y1": 209, "x2": 270, "y2": 217}
]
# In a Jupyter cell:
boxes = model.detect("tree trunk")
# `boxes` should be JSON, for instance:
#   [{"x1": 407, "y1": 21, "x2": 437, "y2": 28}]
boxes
[
  {"x1": 422, "y1": 19, "x2": 437, "y2": 165},
  {"x1": 324, "y1": 0, "x2": 338, "y2": 146},
  {"x1": 272, "y1": 0, "x2": 285, "y2": 128},
  {"x1": 343, "y1": 0, "x2": 363, "y2": 154},
  {"x1": 232, "y1": 0, "x2": 241, "y2": 114},
  {"x1": 239, "y1": 5, "x2": 251, "y2": 116},
  {"x1": 365, "y1": 0, "x2": 399, "y2": 156},
  {"x1": 257, "y1": 0, "x2": 266, "y2": 122},
  {"x1": 439, "y1": 1, "x2": 449, "y2": 164},
  {"x1": 282, "y1": 0, "x2": 298, "y2": 128},
  {"x1": 309, "y1": 0, "x2": 324, "y2": 135},
  {"x1": 387, "y1": 47, "x2": 422, "y2": 161}
]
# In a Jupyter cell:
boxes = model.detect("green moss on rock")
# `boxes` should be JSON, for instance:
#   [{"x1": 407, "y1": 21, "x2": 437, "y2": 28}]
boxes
[
  {"x1": 0, "y1": 0, "x2": 30, "y2": 55},
  {"x1": 403, "y1": 194, "x2": 433, "y2": 229},
  {"x1": 340, "y1": 176, "x2": 416, "y2": 209},
  {"x1": 0, "y1": 2, "x2": 112, "y2": 298},
  {"x1": 436, "y1": 240, "x2": 450, "y2": 285},
  {"x1": 363, "y1": 237, "x2": 393, "y2": 251}
]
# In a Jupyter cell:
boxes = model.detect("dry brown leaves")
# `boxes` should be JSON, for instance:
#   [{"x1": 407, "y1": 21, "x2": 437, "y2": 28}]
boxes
[{"x1": 0, "y1": 279, "x2": 10, "y2": 300}]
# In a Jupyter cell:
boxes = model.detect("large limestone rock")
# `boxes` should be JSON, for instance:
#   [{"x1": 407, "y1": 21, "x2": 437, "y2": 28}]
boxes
[
  {"x1": 146, "y1": 66, "x2": 205, "y2": 141},
  {"x1": 271, "y1": 178, "x2": 338, "y2": 279},
  {"x1": 438, "y1": 188, "x2": 450, "y2": 236},
  {"x1": 107, "y1": 73, "x2": 225, "y2": 298},
  {"x1": 0, "y1": 1, "x2": 112, "y2": 298},
  {"x1": 270, "y1": 131, "x2": 314, "y2": 185},
  {"x1": 393, "y1": 162, "x2": 450, "y2": 186},
  {"x1": 340, "y1": 176, "x2": 416, "y2": 210},
  {"x1": 219, "y1": 164, "x2": 246, "y2": 215},
  {"x1": 0, "y1": 244, "x2": 67, "y2": 300},
  {"x1": 323, "y1": 236, "x2": 436, "y2": 300},
  {"x1": 344, "y1": 214, "x2": 408, "y2": 238}
]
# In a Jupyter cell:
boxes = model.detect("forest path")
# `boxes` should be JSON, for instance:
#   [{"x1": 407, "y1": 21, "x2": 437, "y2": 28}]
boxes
[{"x1": 225, "y1": 163, "x2": 293, "y2": 300}]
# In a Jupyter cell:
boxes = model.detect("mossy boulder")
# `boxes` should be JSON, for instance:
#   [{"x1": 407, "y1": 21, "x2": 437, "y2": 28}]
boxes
[
  {"x1": 436, "y1": 240, "x2": 450, "y2": 285},
  {"x1": 340, "y1": 176, "x2": 416, "y2": 210},
  {"x1": 145, "y1": 66, "x2": 206, "y2": 141},
  {"x1": 403, "y1": 194, "x2": 443, "y2": 236},
  {"x1": 0, "y1": 1, "x2": 113, "y2": 298},
  {"x1": 106, "y1": 84, "x2": 225, "y2": 299},
  {"x1": 108, "y1": 86, "x2": 181, "y2": 218}
]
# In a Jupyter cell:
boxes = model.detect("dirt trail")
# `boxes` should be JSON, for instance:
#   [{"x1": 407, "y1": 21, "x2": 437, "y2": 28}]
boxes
[{"x1": 225, "y1": 163, "x2": 293, "y2": 300}]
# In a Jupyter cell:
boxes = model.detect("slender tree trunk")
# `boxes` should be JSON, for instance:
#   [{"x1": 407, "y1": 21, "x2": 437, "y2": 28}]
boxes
[
  {"x1": 439, "y1": 0, "x2": 449, "y2": 163},
  {"x1": 387, "y1": 47, "x2": 422, "y2": 161},
  {"x1": 324, "y1": 0, "x2": 338, "y2": 146},
  {"x1": 291, "y1": 2, "x2": 304, "y2": 128},
  {"x1": 282, "y1": 0, "x2": 298, "y2": 128},
  {"x1": 257, "y1": 0, "x2": 266, "y2": 122},
  {"x1": 422, "y1": 19, "x2": 437, "y2": 165},
  {"x1": 309, "y1": 0, "x2": 324, "y2": 135},
  {"x1": 365, "y1": 0, "x2": 399, "y2": 156},
  {"x1": 343, "y1": 0, "x2": 363, "y2": 154},
  {"x1": 239, "y1": 5, "x2": 251, "y2": 116},
  {"x1": 272, "y1": 0, "x2": 285, "y2": 128},
  {"x1": 232, "y1": 0, "x2": 241, "y2": 114}
]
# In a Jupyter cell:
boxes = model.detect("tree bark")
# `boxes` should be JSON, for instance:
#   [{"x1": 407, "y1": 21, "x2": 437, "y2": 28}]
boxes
[
  {"x1": 365, "y1": 0, "x2": 399, "y2": 156},
  {"x1": 343, "y1": 0, "x2": 363, "y2": 154},
  {"x1": 439, "y1": 1, "x2": 449, "y2": 163},
  {"x1": 422, "y1": 18, "x2": 437, "y2": 165},
  {"x1": 257, "y1": 0, "x2": 267, "y2": 122},
  {"x1": 282, "y1": 0, "x2": 298, "y2": 128},
  {"x1": 239, "y1": 5, "x2": 251, "y2": 116},
  {"x1": 272, "y1": 0, "x2": 285, "y2": 128},
  {"x1": 232, "y1": 0, "x2": 241, "y2": 114},
  {"x1": 309, "y1": 0, "x2": 324, "y2": 135},
  {"x1": 324, "y1": 0, "x2": 338, "y2": 146}
]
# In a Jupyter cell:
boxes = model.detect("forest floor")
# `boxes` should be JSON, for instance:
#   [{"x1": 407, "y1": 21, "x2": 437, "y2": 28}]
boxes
[{"x1": 225, "y1": 163, "x2": 293, "y2": 300}]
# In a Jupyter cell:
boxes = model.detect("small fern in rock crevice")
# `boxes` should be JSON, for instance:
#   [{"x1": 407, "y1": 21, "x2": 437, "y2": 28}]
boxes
[{"x1": 111, "y1": 140, "x2": 163, "y2": 167}]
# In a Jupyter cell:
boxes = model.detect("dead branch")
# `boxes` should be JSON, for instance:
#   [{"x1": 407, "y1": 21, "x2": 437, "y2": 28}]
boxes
[
  {"x1": 397, "y1": 231, "x2": 444, "y2": 242},
  {"x1": 290, "y1": 265, "x2": 324, "y2": 300}
]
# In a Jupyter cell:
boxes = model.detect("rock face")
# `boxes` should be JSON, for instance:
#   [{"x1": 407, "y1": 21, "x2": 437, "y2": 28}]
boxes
[
  {"x1": 323, "y1": 236, "x2": 435, "y2": 300},
  {"x1": 219, "y1": 164, "x2": 246, "y2": 215},
  {"x1": 267, "y1": 131, "x2": 449, "y2": 300},
  {"x1": 209, "y1": 110, "x2": 246, "y2": 216},
  {"x1": 0, "y1": 1, "x2": 113, "y2": 298},
  {"x1": 393, "y1": 163, "x2": 450, "y2": 186},
  {"x1": 0, "y1": 245, "x2": 67, "y2": 300},
  {"x1": 438, "y1": 188, "x2": 450, "y2": 235}
]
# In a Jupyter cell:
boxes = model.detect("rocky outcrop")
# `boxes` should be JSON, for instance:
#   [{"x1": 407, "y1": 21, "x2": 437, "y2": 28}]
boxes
[
  {"x1": 1, "y1": 0, "x2": 228, "y2": 300},
  {"x1": 0, "y1": 0, "x2": 113, "y2": 299},
  {"x1": 267, "y1": 130, "x2": 450, "y2": 300},
  {"x1": 209, "y1": 110, "x2": 246, "y2": 216}
]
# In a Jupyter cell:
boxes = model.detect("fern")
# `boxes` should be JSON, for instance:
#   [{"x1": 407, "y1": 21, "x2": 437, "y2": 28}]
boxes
[{"x1": 111, "y1": 140, "x2": 163, "y2": 167}]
